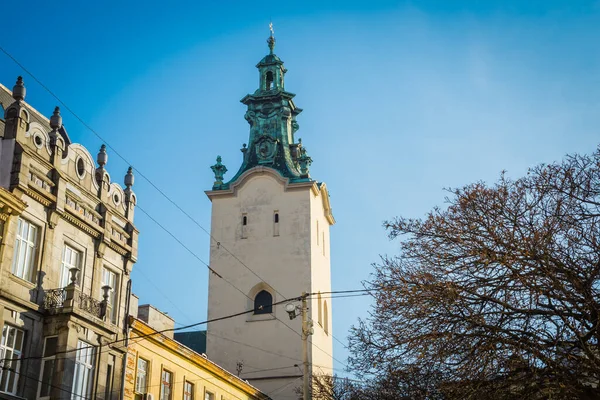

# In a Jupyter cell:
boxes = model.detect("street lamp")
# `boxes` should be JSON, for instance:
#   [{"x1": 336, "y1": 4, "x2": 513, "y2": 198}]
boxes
[{"x1": 285, "y1": 292, "x2": 313, "y2": 400}]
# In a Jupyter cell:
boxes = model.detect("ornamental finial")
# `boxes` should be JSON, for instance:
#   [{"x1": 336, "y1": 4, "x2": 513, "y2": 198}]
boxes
[
  {"x1": 124, "y1": 166, "x2": 134, "y2": 188},
  {"x1": 12, "y1": 76, "x2": 26, "y2": 101},
  {"x1": 267, "y1": 22, "x2": 276, "y2": 54},
  {"x1": 97, "y1": 144, "x2": 108, "y2": 167},
  {"x1": 50, "y1": 107, "x2": 62, "y2": 130}
]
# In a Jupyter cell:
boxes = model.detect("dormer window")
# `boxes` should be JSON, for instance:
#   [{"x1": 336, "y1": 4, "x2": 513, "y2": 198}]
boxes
[{"x1": 266, "y1": 71, "x2": 274, "y2": 90}]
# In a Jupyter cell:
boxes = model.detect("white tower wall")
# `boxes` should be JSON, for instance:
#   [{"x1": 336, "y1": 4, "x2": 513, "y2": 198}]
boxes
[{"x1": 206, "y1": 168, "x2": 334, "y2": 399}]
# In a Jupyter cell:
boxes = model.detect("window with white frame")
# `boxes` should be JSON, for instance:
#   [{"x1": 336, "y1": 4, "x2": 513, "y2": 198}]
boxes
[
  {"x1": 12, "y1": 218, "x2": 38, "y2": 282},
  {"x1": 160, "y1": 369, "x2": 172, "y2": 400},
  {"x1": 101, "y1": 267, "x2": 118, "y2": 322},
  {"x1": 60, "y1": 245, "x2": 81, "y2": 288},
  {"x1": 0, "y1": 325, "x2": 24, "y2": 395},
  {"x1": 38, "y1": 336, "x2": 58, "y2": 398},
  {"x1": 71, "y1": 341, "x2": 94, "y2": 400},
  {"x1": 134, "y1": 357, "x2": 149, "y2": 400},
  {"x1": 184, "y1": 381, "x2": 194, "y2": 400}
]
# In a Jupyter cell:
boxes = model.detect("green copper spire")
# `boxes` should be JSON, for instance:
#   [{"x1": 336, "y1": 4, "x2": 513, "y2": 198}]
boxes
[{"x1": 212, "y1": 30, "x2": 313, "y2": 190}]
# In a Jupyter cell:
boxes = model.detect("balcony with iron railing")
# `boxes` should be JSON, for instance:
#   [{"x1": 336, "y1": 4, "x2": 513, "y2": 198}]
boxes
[{"x1": 43, "y1": 267, "x2": 115, "y2": 330}]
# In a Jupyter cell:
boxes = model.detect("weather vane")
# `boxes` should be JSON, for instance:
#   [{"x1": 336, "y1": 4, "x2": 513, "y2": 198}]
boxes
[{"x1": 269, "y1": 21, "x2": 274, "y2": 36}]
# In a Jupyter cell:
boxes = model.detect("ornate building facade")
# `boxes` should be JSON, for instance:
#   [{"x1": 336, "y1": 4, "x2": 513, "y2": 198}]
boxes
[
  {"x1": 0, "y1": 78, "x2": 138, "y2": 399},
  {"x1": 205, "y1": 33, "x2": 335, "y2": 399}
]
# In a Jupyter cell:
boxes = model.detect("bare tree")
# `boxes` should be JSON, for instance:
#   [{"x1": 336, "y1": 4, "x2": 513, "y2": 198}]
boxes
[{"x1": 349, "y1": 147, "x2": 600, "y2": 399}]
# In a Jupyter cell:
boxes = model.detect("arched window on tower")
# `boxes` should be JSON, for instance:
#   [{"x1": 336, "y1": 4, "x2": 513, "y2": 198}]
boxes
[
  {"x1": 265, "y1": 71, "x2": 274, "y2": 90},
  {"x1": 323, "y1": 300, "x2": 329, "y2": 335},
  {"x1": 254, "y1": 290, "x2": 273, "y2": 315}
]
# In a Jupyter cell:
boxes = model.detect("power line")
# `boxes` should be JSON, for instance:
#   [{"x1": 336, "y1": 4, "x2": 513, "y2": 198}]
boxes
[{"x1": 5, "y1": 296, "x2": 300, "y2": 364}]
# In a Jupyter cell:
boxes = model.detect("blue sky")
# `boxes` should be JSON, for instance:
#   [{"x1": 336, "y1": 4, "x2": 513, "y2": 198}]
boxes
[{"x1": 2, "y1": 0, "x2": 600, "y2": 376}]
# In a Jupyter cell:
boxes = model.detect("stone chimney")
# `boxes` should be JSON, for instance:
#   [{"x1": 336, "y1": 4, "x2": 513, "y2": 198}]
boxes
[{"x1": 137, "y1": 304, "x2": 175, "y2": 339}]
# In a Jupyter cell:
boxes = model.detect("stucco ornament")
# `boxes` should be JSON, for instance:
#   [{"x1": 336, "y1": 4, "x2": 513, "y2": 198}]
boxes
[
  {"x1": 255, "y1": 134, "x2": 279, "y2": 165},
  {"x1": 210, "y1": 156, "x2": 228, "y2": 189},
  {"x1": 297, "y1": 142, "x2": 312, "y2": 177}
]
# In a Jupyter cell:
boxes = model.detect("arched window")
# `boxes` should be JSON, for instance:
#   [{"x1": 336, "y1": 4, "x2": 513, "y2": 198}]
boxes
[
  {"x1": 254, "y1": 290, "x2": 273, "y2": 315},
  {"x1": 323, "y1": 300, "x2": 329, "y2": 335},
  {"x1": 265, "y1": 71, "x2": 274, "y2": 90},
  {"x1": 318, "y1": 292, "x2": 322, "y2": 326}
]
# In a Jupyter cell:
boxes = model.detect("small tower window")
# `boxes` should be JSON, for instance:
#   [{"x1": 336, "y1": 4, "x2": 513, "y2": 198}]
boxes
[
  {"x1": 241, "y1": 214, "x2": 248, "y2": 239},
  {"x1": 254, "y1": 290, "x2": 273, "y2": 314},
  {"x1": 273, "y1": 211, "x2": 280, "y2": 236},
  {"x1": 265, "y1": 71, "x2": 274, "y2": 90}
]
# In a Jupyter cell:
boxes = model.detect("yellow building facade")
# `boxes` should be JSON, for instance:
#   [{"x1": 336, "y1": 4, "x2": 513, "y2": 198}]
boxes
[{"x1": 124, "y1": 313, "x2": 270, "y2": 400}]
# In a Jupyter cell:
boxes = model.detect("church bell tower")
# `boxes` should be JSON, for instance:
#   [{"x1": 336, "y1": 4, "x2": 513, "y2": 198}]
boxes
[{"x1": 205, "y1": 29, "x2": 335, "y2": 399}]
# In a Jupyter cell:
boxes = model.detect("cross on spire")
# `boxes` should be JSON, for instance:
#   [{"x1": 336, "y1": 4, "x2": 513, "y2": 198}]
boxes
[{"x1": 267, "y1": 21, "x2": 276, "y2": 54}]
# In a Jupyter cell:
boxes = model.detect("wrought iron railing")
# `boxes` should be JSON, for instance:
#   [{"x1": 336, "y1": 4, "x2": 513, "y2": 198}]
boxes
[
  {"x1": 43, "y1": 288, "x2": 66, "y2": 309},
  {"x1": 43, "y1": 288, "x2": 103, "y2": 319},
  {"x1": 77, "y1": 291, "x2": 102, "y2": 317}
]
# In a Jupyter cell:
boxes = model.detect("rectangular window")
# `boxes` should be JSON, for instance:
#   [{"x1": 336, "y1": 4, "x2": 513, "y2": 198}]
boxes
[
  {"x1": 241, "y1": 214, "x2": 248, "y2": 239},
  {"x1": 60, "y1": 245, "x2": 81, "y2": 288},
  {"x1": 12, "y1": 218, "x2": 38, "y2": 282},
  {"x1": 71, "y1": 341, "x2": 94, "y2": 400},
  {"x1": 101, "y1": 267, "x2": 118, "y2": 323},
  {"x1": 134, "y1": 357, "x2": 149, "y2": 398},
  {"x1": 104, "y1": 354, "x2": 115, "y2": 400},
  {"x1": 273, "y1": 211, "x2": 279, "y2": 236},
  {"x1": 204, "y1": 391, "x2": 214, "y2": 400},
  {"x1": 38, "y1": 336, "x2": 58, "y2": 398},
  {"x1": 184, "y1": 381, "x2": 194, "y2": 400},
  {"x1": 0, "y1": 325, "x2": 24, "y2": 395},
  {"x1": 160, "y1": 369, "x2": 172, "y2": 400}
]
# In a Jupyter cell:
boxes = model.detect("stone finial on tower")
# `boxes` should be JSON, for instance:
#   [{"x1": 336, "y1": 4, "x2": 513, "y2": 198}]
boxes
[
  {"x1": 267, "y1": 22, "x2": 276, "y2": 54},
  {"x1": 12, "y1": 76, "x2": 26, "y2": 101},
  {"x1": 124, "y1": 166, "x2": 134, "y2": 189},
  {"x1": 50, "y1": 107, "x2": 62, "y2": 130},
  {"x1": 97, "y1": 144, "x2": 108, "y2": 168},
  {"x1": 211, "y1": 156, "x2": 228, "y2": 189}
]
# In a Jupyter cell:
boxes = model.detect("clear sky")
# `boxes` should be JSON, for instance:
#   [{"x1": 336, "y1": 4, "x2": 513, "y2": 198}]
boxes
[{"x1": 1, "y1": 0, "x2": 599, "y2": 377}]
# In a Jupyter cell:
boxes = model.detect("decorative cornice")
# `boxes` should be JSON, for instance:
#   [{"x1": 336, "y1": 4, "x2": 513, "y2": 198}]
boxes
[
  {"x1": 318, "y1": 183, "x2": 335, "y2": 226},
  {"x1": 0, "y1": 187, "x2": 27, "y2": 220},
  {"x1": 106, "y1": 240, "x2": 129, "y2": 256},
  {"x1": 24, "y1": 187, "x2": 52, "y2": 207},
  {"x1": 62, "y1": 212, "x2": 100, "y2": 238},
  {"x1": 206, "y1": 166, "x2": 315, "y2": 200}
]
